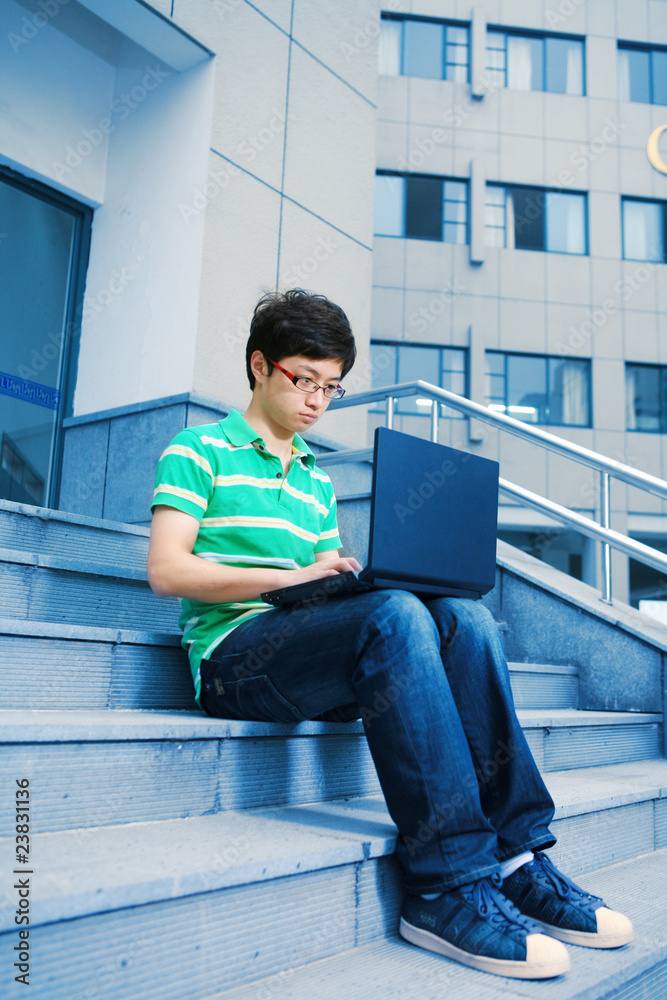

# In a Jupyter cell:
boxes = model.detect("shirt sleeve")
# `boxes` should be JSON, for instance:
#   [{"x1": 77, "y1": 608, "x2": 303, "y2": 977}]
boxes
[
  {"x1": 314, "y1": 493, "x2": 342, "y2": 553},
  {"x1": 151, "y1": 429, "x2": 214, "y2": 520}
]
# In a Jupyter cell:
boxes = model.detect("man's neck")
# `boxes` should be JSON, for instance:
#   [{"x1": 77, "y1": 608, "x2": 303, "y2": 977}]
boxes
[{"x1": 242, "y1": 401, "x2": 295, "y2": 464}]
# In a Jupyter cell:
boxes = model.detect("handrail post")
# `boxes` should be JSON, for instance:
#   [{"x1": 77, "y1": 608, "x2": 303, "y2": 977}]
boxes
[
  {"x1": 386, "y1": 396, "x2": 395, "y2": 430},
  {"x1": 430, "y1": 400, "x2": 439, "y2": 443},
  {"x1": 600, "y1": 470, "x2": 612, "y2": 604}
]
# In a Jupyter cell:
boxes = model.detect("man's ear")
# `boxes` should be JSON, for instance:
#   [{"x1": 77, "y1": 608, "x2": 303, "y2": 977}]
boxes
[{"x1": 250, "y1": 350, "x2": 269, "y2": 384}]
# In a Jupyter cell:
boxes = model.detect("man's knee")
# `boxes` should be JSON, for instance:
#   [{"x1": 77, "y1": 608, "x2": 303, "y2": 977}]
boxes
[
  {"x1": 431, "y1": 597, "x2": 499, "y2": 644},
  {"x1": 451, "y1": 599, "x2": 495, "y2": 630},
  {"x1": 373, "y1": 589, "x2": 435, "y2": 629}
]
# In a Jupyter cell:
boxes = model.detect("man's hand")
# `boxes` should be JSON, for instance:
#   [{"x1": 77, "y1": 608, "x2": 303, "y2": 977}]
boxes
[
  {"x1": 286, "y1": 553, "x2": 363, "y2": 587},
  {"x1": 147, "y1": 506, "x2": 362, "y2": 603}
]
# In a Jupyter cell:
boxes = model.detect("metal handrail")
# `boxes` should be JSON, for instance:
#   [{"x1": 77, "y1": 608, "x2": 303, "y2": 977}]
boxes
[{"x1": 321, "y1": 381, "x2": 667, "y2": 605}]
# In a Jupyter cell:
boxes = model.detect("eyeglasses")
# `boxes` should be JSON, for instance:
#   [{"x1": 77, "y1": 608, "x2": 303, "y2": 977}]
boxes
[{"x1": 266, "y1": 358, "x2": 346, "y2": 399}]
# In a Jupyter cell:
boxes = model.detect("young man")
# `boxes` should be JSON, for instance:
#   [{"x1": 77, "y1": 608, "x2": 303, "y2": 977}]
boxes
[{"x1": 148, "y1": 288, "x2": 632, "y2": 981}]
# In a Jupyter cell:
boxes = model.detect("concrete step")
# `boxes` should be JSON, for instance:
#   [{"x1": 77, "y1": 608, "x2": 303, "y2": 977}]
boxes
[
  {"x1": 208, "y1": 850, "x2": 667, "y2": 1000},
  {"x1": 517, "y1": 708, "x2": 662, "y2": 772},
  {"x1": 0, "y1": 762, "x2": 665, "y2": 999},
  {"x1": 509, "y1": 662, "x2": 578, "y2": 709},
  {"x1": 0, "y1": 619, "x2": 192, "y2": 710},
  {"x1": 320, "y1": 459, "x2": 373, "y2": 498},
  {"x1": 0, "y1": 710, "x2": 662, "y2": 834},
  {"x1": 0, "y1": 548, "x2": 179, "y2": 631},
  {"x1": 0, "y1": 499, "x2": 149, "y2": 571},
  {"x1": 0, "y1": 618, "x2": 578, "y2": 711}
]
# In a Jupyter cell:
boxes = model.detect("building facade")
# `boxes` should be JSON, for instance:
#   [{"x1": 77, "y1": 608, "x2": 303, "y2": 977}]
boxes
[
  {"x1": 0, "y1": 0, "x2": 378, "y2": 522},
  {"x1": 371, "y1": 0, "x2": 667, "y2": 605},
  {"x1": 2, "y1": 0, "x2": 667, "y2": 606}
]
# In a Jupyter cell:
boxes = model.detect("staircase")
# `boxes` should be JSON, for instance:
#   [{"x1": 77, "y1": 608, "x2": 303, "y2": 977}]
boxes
[{"x1": 0, "y1": 495, "x2": 666, "y2": 1000}]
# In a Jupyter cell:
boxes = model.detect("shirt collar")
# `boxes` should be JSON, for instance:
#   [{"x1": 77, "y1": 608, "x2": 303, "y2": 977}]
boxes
[{"x1": 220, "y1": 409, "x2": 316, "y2": 468}]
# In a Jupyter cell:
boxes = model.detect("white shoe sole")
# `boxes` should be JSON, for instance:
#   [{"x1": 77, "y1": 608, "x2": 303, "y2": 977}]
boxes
[
  {"x1": 399, "y1": 918, "x2": 570, "y2": 979},
  {"x1": 532, "y1": 915, "x2": 634, "y2": 949}
]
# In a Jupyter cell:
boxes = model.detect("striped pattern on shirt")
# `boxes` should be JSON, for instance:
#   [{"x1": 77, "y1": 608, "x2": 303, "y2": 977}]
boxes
[{"x1": 151, "y1": 409, "x2": 342, "y2": 703}]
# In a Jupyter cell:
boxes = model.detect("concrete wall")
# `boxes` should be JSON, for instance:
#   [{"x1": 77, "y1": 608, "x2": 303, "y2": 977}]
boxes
[
  {"x1": 1, "y1": 0, "x2": 380, "y2": 505},
  {"x1": 58, "y1": 395, "x2": 225, "y2": 525},
  {"x1": 1, "y1": 0, "x2": 214, "y2": 418},
  {"x1": 166, "y1": 0, "x2": 379, "y2": 445}
]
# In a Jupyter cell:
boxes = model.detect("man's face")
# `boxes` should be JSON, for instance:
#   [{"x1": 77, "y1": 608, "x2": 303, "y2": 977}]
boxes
[{"x1": 258, "y1": 353, "x2": 344, "y2": 433}]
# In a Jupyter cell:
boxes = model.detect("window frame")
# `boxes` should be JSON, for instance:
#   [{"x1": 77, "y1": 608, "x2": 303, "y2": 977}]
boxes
[
  {"x1": 485, "y1": 350, "x2": 593, "y2": 428},
  {"x1": 380, "y1": 12, "x2": 470, "y2": 83},
  {"x1": 621, "y1": 196, "x2": 667, "y2": 263},
  {"x1": 626, "y1": 362, "x2": 667, "y2": 433},
  {"x1": 618, "y1": 41, "x2": 667, "y2": 105},
  {"x1": 375, "y1": 170, "x2": 469, "y2": 246},
  {"x1": 485, "y1": 26, "x2": 586, "y2": 96},
  {"x1": 0, "y1": 164, "x2": 92, "y2": 508},
  {"x1": 370, "y1": 340, "x2": 468, "y2": 419},
  {"x1": 484, "y1": 183, "x2": 588, "y2": 256}
]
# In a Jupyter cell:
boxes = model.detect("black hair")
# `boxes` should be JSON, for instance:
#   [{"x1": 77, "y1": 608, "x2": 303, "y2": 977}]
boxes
[{"x1": 245, "y1": 288, "x2": 356, "y2": 390}]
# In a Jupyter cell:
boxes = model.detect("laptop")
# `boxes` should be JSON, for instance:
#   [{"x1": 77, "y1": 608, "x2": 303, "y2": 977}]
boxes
[{"x1": 261, "y1": 426, "x2": 499, "y2": 606}]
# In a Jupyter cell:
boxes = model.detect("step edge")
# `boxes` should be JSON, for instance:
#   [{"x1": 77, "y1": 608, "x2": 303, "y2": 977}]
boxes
[
  {"x1": 517, "y1": 710, "x2": 663, "y2": 727},
  {"x1": 0, "y1": 709, "x2": 366, "y2": 741},
  {"x1": 0, "y1": 617, "x2": 181, "y2": 646},
  {"x1": 206, "y1": 918, "x2": 667, "y2": 1000},
  {"x1": 508, "y1": 662, "x2": 579, "y2": 675},
  {"x1": 0, "y1": 547, "x2": 148, "y2": 582},
  {"x1": 0, "y1": 499, "x2": 150, "y2": 538},
  {"x1": 0, "y1": 708, "x2": 662, "y2": 743},
  {"x1": 1, "y1": 796, "x2": 665, "y2": 936}
]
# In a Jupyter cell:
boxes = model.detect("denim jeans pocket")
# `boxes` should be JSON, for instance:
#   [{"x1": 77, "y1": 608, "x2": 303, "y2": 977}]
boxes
[{"x1": 203, "y1": 672, "x2": 308, "y2": 723}]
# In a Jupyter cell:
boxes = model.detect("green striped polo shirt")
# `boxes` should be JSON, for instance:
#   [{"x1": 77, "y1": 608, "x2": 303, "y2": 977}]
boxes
[{"x1": 151, "y1": 409, "x2": 342, "y2": 703}]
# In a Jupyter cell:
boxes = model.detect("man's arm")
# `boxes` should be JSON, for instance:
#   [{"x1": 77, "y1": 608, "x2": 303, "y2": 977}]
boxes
[{"x1": 147, "y1": 505, "x2": 361, "y2": 602}]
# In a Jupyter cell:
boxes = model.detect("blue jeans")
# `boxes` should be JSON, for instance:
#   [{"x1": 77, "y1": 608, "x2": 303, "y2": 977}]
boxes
[{"x1": 200, "y1": 590, "x2": 556, "y2": 895}]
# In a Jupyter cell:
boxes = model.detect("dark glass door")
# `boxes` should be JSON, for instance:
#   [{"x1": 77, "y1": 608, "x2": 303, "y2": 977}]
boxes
[{"x1": 0, "y1": 169, "x2": 90, "y2": 507}]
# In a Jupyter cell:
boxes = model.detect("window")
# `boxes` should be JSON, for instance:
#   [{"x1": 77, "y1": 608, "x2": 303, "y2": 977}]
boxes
[
  {"x1": 486, "y1": 30, "x2": 584, "y2": 95},
  {"x1": 371, "y1": 342, "x2": 467, "y2": 419},
  {"x1": 486, "y1": 352, "x2": 591, "y2": 427},
  {"x1": 626, "y1": 364, "x2": 667, "y2": 432},
  {"x1": 629, "y1": 536, "x2": 667, "y2": 607},
  {"x1": 622, "y1": 199, "x2": 667, "y2": 262},
  {"x1": 484, "y1": 185, "x2": 587, "y2": 254},
  {"x1": 375, "y1": 173, "x2": 468, "y2": 244},
  {"x1": 0, "y1": 168, "x2": 91, "y2": 507},
  {"x1": 618, "y1": 43, "x2": 667, "y2": 104},
  {"x1": 379, "y1": 14, "x2": 469, "y2": 82},
  {"x1": 498, "y1": 528, "x2": 589, "y2": 582}
]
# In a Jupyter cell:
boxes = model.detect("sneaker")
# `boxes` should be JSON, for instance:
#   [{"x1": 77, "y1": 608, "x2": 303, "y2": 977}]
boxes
[
  {"x1": 399, "y1": 874, "x2": 569, "y2": 979},
  {"x1": 502, "y1": 852, "x2": 633, "y2": 949}
]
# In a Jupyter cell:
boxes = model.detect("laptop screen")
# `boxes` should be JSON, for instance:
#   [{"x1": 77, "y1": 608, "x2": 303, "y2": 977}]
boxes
[{"x1": 367, "y1": 427, "x2": 499, "y2": 594}]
